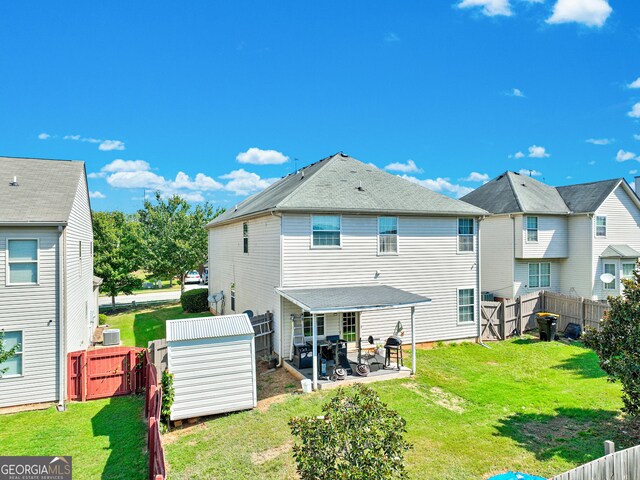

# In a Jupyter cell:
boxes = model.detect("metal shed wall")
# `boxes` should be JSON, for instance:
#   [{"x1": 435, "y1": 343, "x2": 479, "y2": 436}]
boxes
[{"x1": 167, "y1": 333, "x2": 256, "y2": 421}]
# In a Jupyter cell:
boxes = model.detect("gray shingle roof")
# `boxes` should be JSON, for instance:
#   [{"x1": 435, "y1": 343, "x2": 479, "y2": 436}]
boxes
[
  {"x1": 0, "y1": 156, "x2": 85, "y2": 224},
  {"x1": 275, "y1": 285, "x2": 432, "y2": 314},
  {"x1": 600, "y1": 244, "x2": 640, "y2": 258},
  {"x1": 461, "y1": 171, "x2": 570, "y2": 214},
  {"x1": 557, "y1": 179, "x2": 621, "y2": 213},
  {"x1": 209, "y1": 153, "x2": 487, "y2": 226}
]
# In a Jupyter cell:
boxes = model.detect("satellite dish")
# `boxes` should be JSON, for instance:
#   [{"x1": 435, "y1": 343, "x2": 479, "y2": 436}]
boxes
[{"x1": 600, "y1": 273, "x2": 615, "y2": 284}]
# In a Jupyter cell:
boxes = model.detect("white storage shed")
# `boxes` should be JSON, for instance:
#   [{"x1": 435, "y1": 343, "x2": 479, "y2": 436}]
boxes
[{"x1": 166, "y1": 314, "x2": 257, "y2": 421}]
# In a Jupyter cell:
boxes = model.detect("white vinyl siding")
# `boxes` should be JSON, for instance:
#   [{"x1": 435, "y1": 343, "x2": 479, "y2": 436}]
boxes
[
  {"x1": 457, "y1": 288, "x2": 475, "y2": 323},
  {"x1": 514, "y1": 259, "x2": 562, "y2": 296},
  {"x1": 7, "y1": 239, "x2": 38, "y2": 285},
  {"x1": 528, "y1": 263, "x2": 551, "y2": 288},
  {"x1": 526, "y1": 216, "x2": 538, "y2": 243},
  {"x1": 517, "y1": 215, "x2": 568, "y2": 259},
  {"x1": 479, "y1": 216, "x2": 516, "y2": 298},
  {"x1": 560, "y1": 215, "x2": 593, "y2": 298},
  {"x1": 595, "y1": 216, "x2": 607, "y2": 237},
  {"x1": 457, "y1": 218, "x2": 474, "y2": 253},
  {"x1": 0, "y1": 330, "x2": 23, "y2": 377},
  {"x1": 312, "y1": 215, "x2": 341, "y2": 247},
  {"x1": 378, "y1": 216, "x2": 398, "y2": 254}
]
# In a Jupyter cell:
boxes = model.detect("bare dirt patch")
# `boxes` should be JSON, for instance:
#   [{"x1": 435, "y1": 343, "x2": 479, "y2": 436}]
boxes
[
  {"x1": 251, "y1": 441, "x2": 293, "y2": 466},
  {"x1": 256, "y1": 362, "x2": 299, "y2": 412},
  {"x1": 402, "y1": 382, "x2": 465, "y2": 413}
]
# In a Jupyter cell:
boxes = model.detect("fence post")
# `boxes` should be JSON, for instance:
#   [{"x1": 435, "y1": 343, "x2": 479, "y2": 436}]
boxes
[
  {"x1": 604, "y1": 440, "x2": 615, "y2": 455},
  {"x1": 81, "y1": 350, "x2": 87, "y2": 402},
  {"x1": 517, "y1": 296, "x2": 523, "y2": 335},
  {"x1": 580, "y1": 297, "x2": 585, "y2": 329}
]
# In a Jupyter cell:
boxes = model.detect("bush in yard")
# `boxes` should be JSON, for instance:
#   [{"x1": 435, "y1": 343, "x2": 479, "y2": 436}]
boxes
[
  {"x1": 180, "y1": 288, "x2": 209, "y2": 312},
  {"x1": 98, "y1": 314, "x2": 108, "y2": 325},
  {"x1": 161, "y1": 369, "x2": 174, "y2": 426},
  {"x1": 289, "y1": 384, "x2": 412, "y2": 480},
  {"x1": 584, "y1": 262, "x2": 640, "y2": 415}
]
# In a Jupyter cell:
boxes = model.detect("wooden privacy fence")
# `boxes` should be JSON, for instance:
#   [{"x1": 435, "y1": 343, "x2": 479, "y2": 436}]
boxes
[
  {"x1": 481, "y1": 291, "x2": 608, "y2": 341},
  {"x1": 68, "y1": 346, "x2": 146, "y2": 401},
  {"x1": 251, "y1": 311, "x2": 274, "y2": 358},
  {"x1": 551, "y1": 444, "x2": 640, "y2": 480},
  {"x1": 144, "y1": 349, "x2": 166, "y2": 480}
]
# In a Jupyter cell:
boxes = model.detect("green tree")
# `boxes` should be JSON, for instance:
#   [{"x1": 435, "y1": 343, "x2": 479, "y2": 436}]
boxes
[
  {"x1": 584, "y1": 262, "x2": 640, "y2": 415},
  {"x1": 138, "y1": 193, "x2": 222, "y2": 294},
  {"x1": 289, "y1": 384, "x2": 412, "y2": 480},
  {"x1": 93, "y1": 211, "x2": 144, "y2": 310},
  {"x1": 0, "y1": 332, "x2": 20, "y2": 376}
]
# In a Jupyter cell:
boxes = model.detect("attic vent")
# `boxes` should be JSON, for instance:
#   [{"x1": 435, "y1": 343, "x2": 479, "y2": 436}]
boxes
[
  {"x1": 234, "y1": 204, "x2": 238, "y2": 211},
  {"x1": 340, "y1": 153, "x2": 348, "y2": 158},
  {"x1": 9, "y1": 176, "x2": 18, "y2": 186},
  {"x1": 356, "y1": 181, "x2": 364, "y2": 192}
]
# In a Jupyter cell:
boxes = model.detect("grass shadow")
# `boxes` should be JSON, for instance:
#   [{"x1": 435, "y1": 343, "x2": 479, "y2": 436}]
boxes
[
  {"x1": 494, "y1": 407, "x2": 635, "y2": 465},
  {"x1": 511, "y1": 338, "x2": 538, "y2": 345},
  {"x1": 552, "y1": 350, "x2": 606, "y2": 379},
  {"x1": 91, "y1": 396, "x2": 147, "y2": 480}
]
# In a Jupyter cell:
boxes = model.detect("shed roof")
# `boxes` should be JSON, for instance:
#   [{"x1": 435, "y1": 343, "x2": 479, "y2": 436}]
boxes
[
  {"x1": 167, "y1": 314, "x2": 254, "y2": 342},
  {"x1": 208, "y1": 153, "x2": 486, "y2": 226},
  {"x1": 600, "y1": 244, "x2": 640, "y2": 258},
  {"x1": 0, "y1": 156, "x2": 86, "y2": 224},
  {"x1": 275, "y1": 285, "x2": 432, "y2": 314}
]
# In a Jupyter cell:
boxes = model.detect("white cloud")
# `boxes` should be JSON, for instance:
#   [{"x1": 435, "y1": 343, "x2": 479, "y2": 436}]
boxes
[
  {"x1": 170, "y1": 172, "x2": 223, "y2": 191},
  {"x1": 102, "y1": 159, "x2": 151, "y2": 173},
  {"x1": 634, "y1": 134, "x2": 640, "y2": 141},
  {"x1": 547, "y1": 0, "x2": 612, "y2": 27},
  {"x1": 63, "y1": 134, "x2": 81, "y2": 141},
  {"x1": 511, "y1": 151, "x2": 525, "y2": 159},
  {"x1": 518, "y1": 168, "x2": 543, "y2": 177},
  {"x1": 457, "y1": 0, "x2": 512, "y2": 16},
  {"x1": 236, "y1": 147, "x2": 289, "y2": 165},
  {"x1": 630, "y1": 169, "x2": 638, "y2": 175},
  {"x1": 588, "y1": 160, "x2": 596, "y2": 165},
  {"x1": 384, "y1": 159, "x2": 423, "y2": 174},
  {"x1": 173, "y1": 192, "x2": 206, "y2": 202},
  {"x1": 586, "y1": 138, "x2": 613, "y2": 145},
  {"x1": 628, "y1": 103, "x2": 640, "y2": 118},
  {"x1": 220, "y1": 169, "x2": 279, "y2": 196},
  {"x1": 616, "y1": 149, "x2": 637, "y2": 162},
  {"x1": 89, "y1": 191, "x2": 106, "y2": 199},
  {"x1": 384, "y1": 32, "x2": 400, "y2": 42},
  {"x1": 38, "y1": 133, "x2": 50, "y2": 140},
  {"x1": 628, "y1": 78, "x2": 640, "y2": 89},
  {"x1": 99, "y1": 139, "x2": 126, "y2": 151},
  {"x1": 462, "y1": 172, "x2": 490, "y2": 182},
  {"x1": 107, "y1": 170, "x2": 166, "y2": 189},
  {"x1": 507, "y1": 88, "x2": 525, "y2": 98},
  {"x1": 401, "y1": 175, "x2": 473, "y2": 198},
  {"x1": 528, "y1": 145, "x2": 550, "y2": 158}
]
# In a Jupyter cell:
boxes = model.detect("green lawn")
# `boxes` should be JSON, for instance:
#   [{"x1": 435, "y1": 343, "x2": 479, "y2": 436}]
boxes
[
  {"x1": 164, "y1": 338, "x2": 630, "y2": 480},
  {"x1": 105, "y1": 304, "x2": 212, "y2": 347},
  {"x1": 0, "y1": 396, "x2": 147, "y2": 480}
]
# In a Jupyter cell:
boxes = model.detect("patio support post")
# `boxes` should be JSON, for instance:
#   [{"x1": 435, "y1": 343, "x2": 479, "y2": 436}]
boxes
[
  {"x1": 312, "y1": 313, "x2": 318, "y2": 391},
  {"x1": 411, "y1": 306, "x2": 416, "y2": 375}
]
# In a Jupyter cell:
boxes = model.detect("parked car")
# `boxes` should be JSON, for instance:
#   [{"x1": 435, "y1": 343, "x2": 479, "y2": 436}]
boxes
[{"x1": 184, "y1": 271, "x2": 202, "y2": 284}]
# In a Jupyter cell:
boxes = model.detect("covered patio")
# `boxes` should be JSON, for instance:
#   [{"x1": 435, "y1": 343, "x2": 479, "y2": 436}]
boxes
[{"x1": 275, "y1": 285, "x2": 432, "y2": 390}]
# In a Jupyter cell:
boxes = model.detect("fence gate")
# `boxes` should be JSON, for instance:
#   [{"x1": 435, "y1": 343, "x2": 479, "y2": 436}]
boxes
[
  {"x1": 481, "y1": 301, "x2": 503, "y2": 341},
  {"x1": 67, "y1": 346, "x2": 145, "y2": 401}
]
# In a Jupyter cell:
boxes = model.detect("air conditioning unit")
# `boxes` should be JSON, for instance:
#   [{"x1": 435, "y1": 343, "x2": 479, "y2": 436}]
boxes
[{"x1": 103, "y1": 329, "x2": 120, "y2": 346}]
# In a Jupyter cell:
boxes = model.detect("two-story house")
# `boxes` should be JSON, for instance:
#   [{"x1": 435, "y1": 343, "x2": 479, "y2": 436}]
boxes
[
  {"x1": 207, "y1": 153, "x2": 487, "y2": 374},
  {"x1": 461, "y1": 171, "x2": 640, "y2": 300},
  {"x1": 0, "y1": 157, "x2": 96, "y2": 410}
]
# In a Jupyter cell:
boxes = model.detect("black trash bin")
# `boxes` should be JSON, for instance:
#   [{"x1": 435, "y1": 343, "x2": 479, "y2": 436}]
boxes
[{"x1": 536, "y1": 312, "x2": 559, "y2": 341}]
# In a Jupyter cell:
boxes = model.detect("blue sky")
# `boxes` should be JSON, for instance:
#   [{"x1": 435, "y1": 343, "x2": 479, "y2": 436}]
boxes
[{"x1": 1, "y1": 0, "x2": 639, "y2": 212}]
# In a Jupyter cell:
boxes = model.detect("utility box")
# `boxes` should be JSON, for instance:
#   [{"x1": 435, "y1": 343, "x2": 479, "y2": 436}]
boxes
[{"x1": 166, "y1": 314, "x2": 257, "y2": 421}]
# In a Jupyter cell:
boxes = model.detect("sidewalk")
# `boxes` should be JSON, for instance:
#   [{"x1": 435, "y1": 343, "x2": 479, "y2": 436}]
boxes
[{"x1": 98, "y1": 283, "x2": 204, "y2": 307}]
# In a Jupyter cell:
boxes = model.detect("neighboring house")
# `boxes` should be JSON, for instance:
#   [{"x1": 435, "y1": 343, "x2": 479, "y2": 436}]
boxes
[
  {"x1": 207, "y1": 153, "x2": 487, "y2": 361},
  {"x1": 461, "y1": 171, "x2": 640, "y2": 300},
  {"x1": 0, "y1": 157, "x2": 95, "y2": 409}
]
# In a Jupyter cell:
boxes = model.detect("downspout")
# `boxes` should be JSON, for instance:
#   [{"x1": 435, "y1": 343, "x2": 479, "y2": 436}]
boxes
[
  {"x1": 477, "y1": 217, "x2": 490, "y2": 349},
  {"x1": 272, "y1": 210, "x2": 285, "y2": 368},
  {"x1": 57, "y1": 226, "x2": 67, "y2": 411}
]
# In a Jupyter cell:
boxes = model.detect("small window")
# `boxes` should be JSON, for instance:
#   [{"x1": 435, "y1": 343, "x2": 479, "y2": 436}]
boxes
[
  {"x1": 595, "y1": 216, "x2": 607, "y2": 237},
  {"x1": 341, "y1": 312, "x2": 357, "y2": 342},
  {"x1": 623, "y1": 263, "x2": 636, "y2": 279},
  {"x1": 312, "y1": 215, "x2": 341, "y2": 247},
  {"x1": 0, "y1": 331, "x2": 23, "y2": 377},
  {"x1": 603, "y1": 263, "x2": 616, "y2": 290},
  {"x1": 528, "y1": 263, "x2": 551, "y2": 288},
  {"x1": 378, "y1": 217, "x2": 398, "y2": 254},
  {"x1": 303, "y1": 312, "x2": 325, "y2": 337},
  {"x1": 526, "y1": 216, "x2": 538, "y2": 242},
  {"x1": 458, "y1": 288, "x2": 475, "y2": 323},
  {"x1": 242, "y1": 222, "x2": 249, "y2": 254},
  {"x1": 230, "y1": 287, "x2": 236, "y2": 311},
  {"x1": 458, "y1": 218, "x2": 474, "y2": 252},
  {"x1": 7, "y1": 239, "x2": 38, "y2": 285}
]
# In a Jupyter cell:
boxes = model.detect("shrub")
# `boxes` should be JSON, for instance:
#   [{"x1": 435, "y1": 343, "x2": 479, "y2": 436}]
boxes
[
  {"x1": 290, "y1": 384, "x2": 412, "y2": 479},
  {"x1": 180, "y1": 288, "x2": 209, "y2": 312},
  {"x1": 161, "y1": 369, "x2": 174, "y2": 426},
  {"x1": 98, "y1": 314, "x2": 108, "y2": 325}
]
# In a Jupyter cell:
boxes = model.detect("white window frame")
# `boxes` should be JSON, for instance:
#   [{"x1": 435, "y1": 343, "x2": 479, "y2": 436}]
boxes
[
  {"x1": 311, "y1": 215, "x2": 342, "y2": 249},
  {"x1": 622, "y1": 262, "x2": 636, "y2": 280},
  {"x1": 242, "y1": 222, "x2": 249, "y2": 254},
  {"x1": 526, "y1": 216, "x2": 539, "y2": 243},
  {"x1": 603, "y1": 263, "x2": 617, "y2": 290},
  {"x1": 0, "y1": 329, "x2": 24, "y2": 378},
  {"x1": 6, "y1": 238, "x2": 39, "y2": 286},
  {"x1": 528, "y1": 262, "x2": 551, "y2": 289},
  {"x1": 595, "y1": 216, "x2": 607, "y2": 237},
  {"x1": 457, "y1": 288, "x2": 475, "y2": 324},
  {"x1": 303, "y1": 312, "x2": 325, "y2": 338},
  {"x1": 457, "y1": 218, "x2": 475, "y2": 254},
  {"x1": 377, "y1": 216, "x2": 398, "y2": 255}
]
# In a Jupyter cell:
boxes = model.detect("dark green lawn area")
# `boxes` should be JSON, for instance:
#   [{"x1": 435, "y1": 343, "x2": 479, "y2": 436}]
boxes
[
  {"x1": 105, "y1": 303, "x2": 212, "y2": 347},
  {"x1": 164, "y1": 337, "x2": 630, "y2": 480},
  {"x1": 0, "y1": 396, "x2": 147, "y2": 480}
]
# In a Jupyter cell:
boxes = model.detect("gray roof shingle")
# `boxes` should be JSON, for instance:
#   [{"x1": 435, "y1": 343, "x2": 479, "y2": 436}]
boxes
[
  {"x1": 556, "y1": 179, "x2": 621, "y2": 213},
  {"x1": 209, "y1": 153, "x2": 487, "y2": 226},
  {"x1": 0, "y1": 157, "x2": 85, "y2": 224}
]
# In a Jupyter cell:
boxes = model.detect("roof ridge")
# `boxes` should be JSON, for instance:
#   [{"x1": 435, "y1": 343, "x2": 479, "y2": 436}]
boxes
[
  {"x1": 505, "y1": 171, "x2": 525, "y2": 212},
  {"x1": 274, "y1": 153, "x2": 341, "y2": 208},
  {"x1": 557, "y1": 177, "x2": 622, "y2": 189}
]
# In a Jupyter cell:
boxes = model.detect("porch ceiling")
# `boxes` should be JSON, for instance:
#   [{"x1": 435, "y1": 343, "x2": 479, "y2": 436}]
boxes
[{"x1": 275, "y1": 285, "x2": 432, "y2": 314}]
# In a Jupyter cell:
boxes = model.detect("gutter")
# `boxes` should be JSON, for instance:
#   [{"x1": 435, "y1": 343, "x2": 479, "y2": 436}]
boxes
[
  {"x1": 271, "y1": 210, "x2": 285, "y2": 368},
  {"x1": 0, "y1": 221, "x2": 67, "y2": 227},
  {"x1": 57, "y1": 226, "x2": 67, "y2": 411}
]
